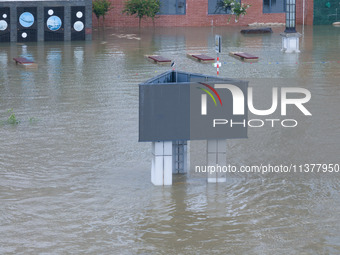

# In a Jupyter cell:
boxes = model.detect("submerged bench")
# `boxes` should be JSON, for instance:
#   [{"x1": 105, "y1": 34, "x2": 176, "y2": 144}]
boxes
[
  {"x1": 187, "y1": 53, "x2": 215, "y2": 63},
  {"x1": 13, "y1": 57, "x2": 38, "y2": 68},
  {"x1": 229, "y1": 52, "x2": 259, "y2": 62},
  {"x1": 241, "y1": 27, "x2": 273, "y2": 34},
  {"x1": 146, "y1": 55, "x2": 172, "y2": 65}
]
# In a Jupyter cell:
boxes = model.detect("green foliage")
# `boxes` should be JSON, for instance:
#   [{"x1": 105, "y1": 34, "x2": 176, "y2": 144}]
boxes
[
  {"x1": 29, "y1": 117, "x2": 38, "y2": 124},
  {"x1": 122, "y1": 0, "x2": 160, "y2": 27},
  {"x1": 222, "y1": 0, "x2": 251, "y2": 23},
  {"x1": 6, "y1": 109, "x2": 20, "y2": 125},
  {"x1": 0, "y1": 109, "x2": 37, "y2": 126},
  {"x1": 92, "y1": 0, "x2": 113, "y2": 26}
]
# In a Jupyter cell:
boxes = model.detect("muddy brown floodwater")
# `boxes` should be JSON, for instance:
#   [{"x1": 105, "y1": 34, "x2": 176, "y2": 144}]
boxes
[{"x1": 0, "y1": 25, "x2": 339, "y2": 254}]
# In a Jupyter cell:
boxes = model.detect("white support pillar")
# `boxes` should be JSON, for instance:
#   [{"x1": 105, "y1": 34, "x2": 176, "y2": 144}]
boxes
[
  {"x1": 151, "y1": 141, "x2": 173, "y2": 186},
  {"x1": 281, "y1": 32, "x2": 302, "y2": 53},
  {"x1": 207, "y1": 139, "x2": 227, "y2": 183}
]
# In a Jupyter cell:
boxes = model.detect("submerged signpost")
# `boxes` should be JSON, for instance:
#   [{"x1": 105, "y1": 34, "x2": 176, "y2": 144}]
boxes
[{"x1": 214, "y1": 35, "x2": 222, "y2": 75}]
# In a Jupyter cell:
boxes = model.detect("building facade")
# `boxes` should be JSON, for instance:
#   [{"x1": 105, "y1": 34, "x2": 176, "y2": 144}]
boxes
[
  {"x1": 93, "y1": 0, "x2": 314, "y2": 27},
  {"x1": 0, "y1": 0, "x2": 92, "y2": 42}
]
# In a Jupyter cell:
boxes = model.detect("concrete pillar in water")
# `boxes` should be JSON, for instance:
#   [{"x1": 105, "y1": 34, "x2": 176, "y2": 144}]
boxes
[
  {"x1": 281, "y1": 32, "x2": 301, "y2": 53},
  {"x1": 151, "y1": 141, "x2": 173, "y2": 186},
  {"x1": 207, "y1": 139, "x2": 227, "y2": 183}
]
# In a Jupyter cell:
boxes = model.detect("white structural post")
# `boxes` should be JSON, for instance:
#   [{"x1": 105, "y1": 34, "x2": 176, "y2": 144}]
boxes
[
  {"x1": 281, "y1": 33, "x2": 301, "y2": 53},
  {"x1": 281, "y1": 0, "x2": 301, "y2": 53},
  {"x1": 207, "y1": 139, "x2": 227, "y2": 183},
  {"x1": 151, "y1": 141, "x2": 173, "y2": 186},
  {"x1": 302, "y1": 1, "x2": 305, "y2": 37}
]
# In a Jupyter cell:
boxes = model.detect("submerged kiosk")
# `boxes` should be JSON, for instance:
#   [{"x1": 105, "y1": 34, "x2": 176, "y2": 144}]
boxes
[
  {"x1": 0, "y1": 0, "x2": 92, "y2": 42},
  {"x1": 139, "y1": 71, "x2": 248, "y2": 186}
]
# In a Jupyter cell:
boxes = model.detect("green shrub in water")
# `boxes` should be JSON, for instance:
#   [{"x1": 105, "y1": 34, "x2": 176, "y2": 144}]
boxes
[{"x1": 6, "y1": 109, "x2": 20, "y2": 125}]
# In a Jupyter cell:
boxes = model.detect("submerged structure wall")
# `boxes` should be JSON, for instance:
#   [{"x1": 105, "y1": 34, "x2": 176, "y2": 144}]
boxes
[{"x1": 0, "y1": 0, "x2": 92, "y2": 43}]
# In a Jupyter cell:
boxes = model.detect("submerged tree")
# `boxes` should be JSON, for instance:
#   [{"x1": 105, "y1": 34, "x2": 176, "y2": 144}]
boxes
[
  {"x1": 92, "y1": 0, "x2": 113, "y2": 28},
  {"x1": 122, "y1": 0, "x2": 160, "y2": 27}
]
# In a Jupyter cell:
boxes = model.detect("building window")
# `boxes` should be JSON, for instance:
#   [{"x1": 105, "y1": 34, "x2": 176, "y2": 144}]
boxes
[
  {"x1": 208, "y1": 0, "x2": 240, "y2": 15},
  {"x1": 263, "y1": 0, "x2": 285, "y2": 13},
  {"x1": 159, "y1": 0, "x2": 186, "y2": 15}
]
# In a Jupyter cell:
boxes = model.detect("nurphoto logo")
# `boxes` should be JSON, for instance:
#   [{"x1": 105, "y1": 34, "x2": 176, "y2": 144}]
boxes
[{"x1": 197, "y1": 83, "x2": 312, "y2": 128}]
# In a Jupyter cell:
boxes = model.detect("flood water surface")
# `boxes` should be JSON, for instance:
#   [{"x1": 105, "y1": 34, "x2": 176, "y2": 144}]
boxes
[{"x1": 0, "y1": 26, "x2": 340, "y2": 254}]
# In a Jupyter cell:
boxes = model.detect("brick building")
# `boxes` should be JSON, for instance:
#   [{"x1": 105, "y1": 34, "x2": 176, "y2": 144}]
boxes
[{"x1": 93, "y1": 0, "x2": 314, "y2": 27}]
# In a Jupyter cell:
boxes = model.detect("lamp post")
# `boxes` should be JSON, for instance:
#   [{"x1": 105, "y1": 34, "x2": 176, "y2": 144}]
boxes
[
  {"x1": 281, "y1": 0, "x2": 301, "y2": 53},
  {"x1": 285, "y1": 0, "x2": 297, "y2": 33}
]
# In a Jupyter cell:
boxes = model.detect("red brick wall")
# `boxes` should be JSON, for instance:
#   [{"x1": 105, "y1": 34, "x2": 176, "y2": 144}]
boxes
[{"x1": 93, "y1": 0, "x2": 313, "y2": 27}]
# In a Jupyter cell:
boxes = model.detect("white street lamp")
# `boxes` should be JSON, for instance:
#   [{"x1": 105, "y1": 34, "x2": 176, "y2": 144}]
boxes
[{"x1": 281, "y1": 0, "x2": 301, "y2": 53}]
